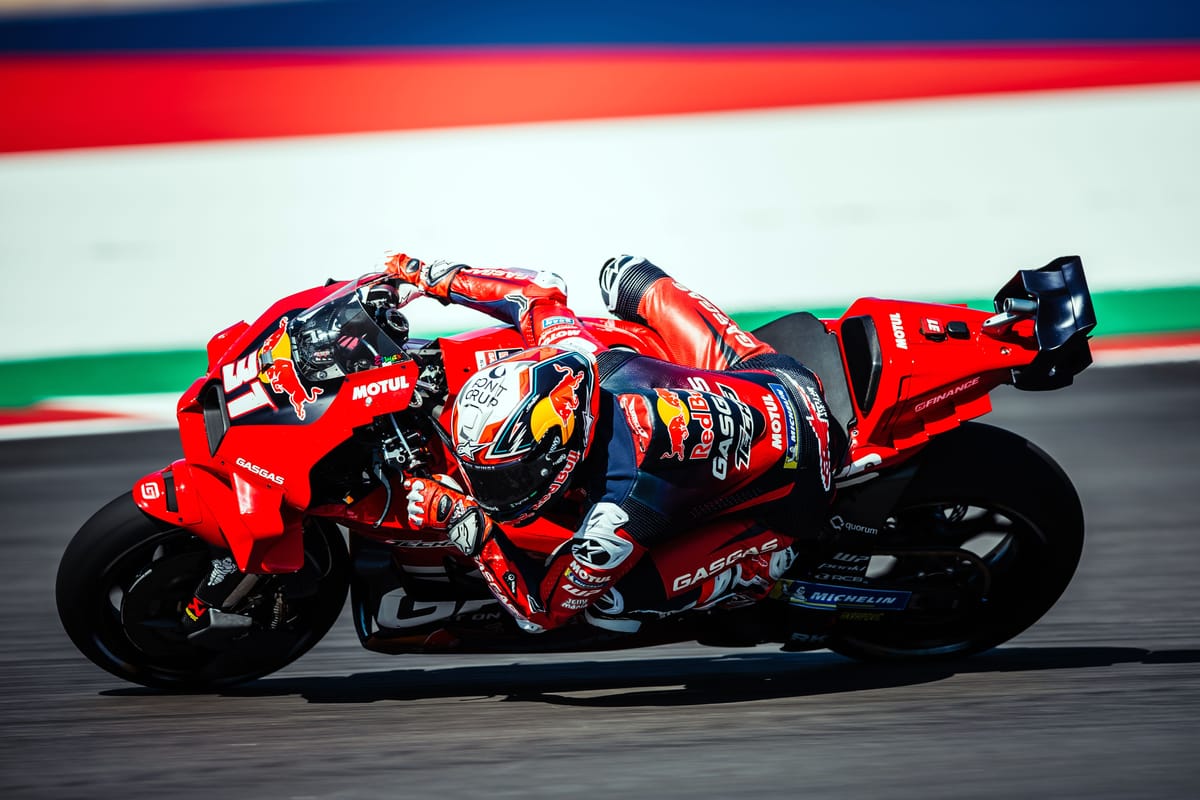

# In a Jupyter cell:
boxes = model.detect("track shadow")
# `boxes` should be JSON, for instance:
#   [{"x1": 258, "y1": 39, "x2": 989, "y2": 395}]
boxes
[{"x1": 101, "y1": 646, "x2": 1200, "y2": 707}]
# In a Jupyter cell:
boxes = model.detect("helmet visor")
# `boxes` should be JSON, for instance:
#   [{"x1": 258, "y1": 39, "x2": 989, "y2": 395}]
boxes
[{"x1": 459, "y1": 438, "x2": 567, "y2": 520}]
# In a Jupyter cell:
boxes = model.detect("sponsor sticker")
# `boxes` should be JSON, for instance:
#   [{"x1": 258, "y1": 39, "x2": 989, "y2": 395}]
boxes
[
  {"x1": 717, "y1": 383, "x2": 753, "y2": 473},
  {"x1": 913, "y1": 376, "x2": 982, "y2": 414},
  {"x1": 672, "y1": 538, "x2": 780, "y2": 592},
  {"x1": 654, "y1": 388, "x2": 691, "y2": 461},
  {"x1": 781, "y1": 580, "x2": 911, "y2": 611},
  {"x1": 235, "y1": 456, "x2": 284, "y2": 485},
  {"x1": 889, "y1": 312, "x2": 908, "y2": 350},
  {"x1": 768, "y1": 383, "x2": 800, "y2": 469},
  {"x1": 258, "y1": 318, "x2": 324, "y2": 420},
  {"x1": 799, "y1": 385, "x2": 832, "y2": 490},
  {"x1": 351, "y1": 375, "x2": 410, "y2": 401},
  {"x1": 473, "y1": 348, "x2": 524, "y2": 370},
  {"x1": 619, "y1": 393, "x2": 654, "y2": 460}
]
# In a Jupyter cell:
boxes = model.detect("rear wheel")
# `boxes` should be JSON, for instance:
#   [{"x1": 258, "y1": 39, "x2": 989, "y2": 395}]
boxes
[
  {"x1": 827, "y1": 423, "x2": 1084, "y2": 661},
  {"x1": 57, "y1": 493, "x2": 349, "y2": 690}
]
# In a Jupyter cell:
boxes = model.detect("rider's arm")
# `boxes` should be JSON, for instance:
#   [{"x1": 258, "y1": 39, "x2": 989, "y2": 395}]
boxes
[{"x1": 385, "y1": 253, "x2": 604, "y2": 353}]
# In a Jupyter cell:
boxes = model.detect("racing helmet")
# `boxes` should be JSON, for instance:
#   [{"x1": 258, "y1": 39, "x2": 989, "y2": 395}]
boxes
[{"x1": 450, "y1": 346, "x2": 600, "y2": 522}]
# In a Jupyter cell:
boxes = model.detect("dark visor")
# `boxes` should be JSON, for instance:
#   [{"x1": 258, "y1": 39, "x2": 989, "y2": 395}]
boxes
[{"x1": 460, "y1": 439, "x2": 566, "y2": 520}]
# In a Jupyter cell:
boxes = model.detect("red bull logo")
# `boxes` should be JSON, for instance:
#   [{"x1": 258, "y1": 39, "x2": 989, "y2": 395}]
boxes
[
  {"x1": 655, "y1": 388, "x2": 691, "y2": 461},
  {"x1": 530, "y1": 362, "x2": 584, "y2": 444},
  {"x1": 259, "y1": 318, "x2": 323, "y2": 421}
]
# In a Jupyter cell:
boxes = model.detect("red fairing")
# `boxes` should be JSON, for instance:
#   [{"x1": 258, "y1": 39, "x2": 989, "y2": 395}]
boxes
[
  {"x1": 827, "y1": 297, "x2": 1049, "y2": 479},
  {"x1": 138, "y1": 278, "x2": 426, "y2": 572}
]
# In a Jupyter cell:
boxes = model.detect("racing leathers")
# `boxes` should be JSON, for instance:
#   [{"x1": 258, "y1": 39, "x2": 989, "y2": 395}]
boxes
[{"x1": 390, "y1": 253, "x2": 838, "y2": 633}]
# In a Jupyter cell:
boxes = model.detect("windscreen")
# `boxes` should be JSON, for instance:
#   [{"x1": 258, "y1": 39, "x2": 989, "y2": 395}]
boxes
[{"x1": 275, "y1": 276, "x2": 412, "y2": 384}]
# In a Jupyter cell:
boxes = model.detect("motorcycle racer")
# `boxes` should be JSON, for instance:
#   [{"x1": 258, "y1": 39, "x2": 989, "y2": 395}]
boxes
[{"x1": 393, "y1": 253, "x2": 840, "y2": 633}]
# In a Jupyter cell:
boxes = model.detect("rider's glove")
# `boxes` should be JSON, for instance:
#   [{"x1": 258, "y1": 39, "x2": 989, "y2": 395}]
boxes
[
  {"x1": 403, "y1": 474, "x2": 487, "y2": 556},
  {"x1": 384, "y1": 252, "x2": 461, "y2": 301}
]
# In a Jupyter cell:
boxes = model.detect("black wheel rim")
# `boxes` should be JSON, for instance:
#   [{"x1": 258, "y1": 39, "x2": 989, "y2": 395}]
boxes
[
  {"x1": 836, "y1": 499, "x2": 1054, "y2": 657},
  {"x1": 87, "y1": 521, "x2": 343, "y2": 687}
]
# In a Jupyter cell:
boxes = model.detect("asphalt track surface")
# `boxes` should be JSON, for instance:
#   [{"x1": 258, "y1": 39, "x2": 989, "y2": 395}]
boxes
[{"x1": 1, "y1": 363, "x2": 1197, "y2": 799}]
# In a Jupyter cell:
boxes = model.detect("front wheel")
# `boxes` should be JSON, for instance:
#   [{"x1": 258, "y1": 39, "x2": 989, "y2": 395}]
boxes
[
  {"x1": 57, "y1": 493, "x2": 349, "y2": 690},
  {"x1": 827, "y1": 423, "x2": 1084, "y2": 661}
]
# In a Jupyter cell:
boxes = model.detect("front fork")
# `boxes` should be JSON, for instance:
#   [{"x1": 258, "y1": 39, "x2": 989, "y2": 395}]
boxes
[{"x1": 180, "y1": 554, "x2": 265, "y2": 645}]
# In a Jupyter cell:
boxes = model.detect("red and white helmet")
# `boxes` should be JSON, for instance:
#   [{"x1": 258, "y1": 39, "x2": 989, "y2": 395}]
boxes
[{"x1": 449, "y1": 346, "x2": 600, "y2": 522}]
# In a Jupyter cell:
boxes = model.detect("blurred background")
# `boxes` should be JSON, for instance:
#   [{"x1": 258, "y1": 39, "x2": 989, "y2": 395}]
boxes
[{"x1": 1, "y1": 0, "x2": 1197, "y2": 425}]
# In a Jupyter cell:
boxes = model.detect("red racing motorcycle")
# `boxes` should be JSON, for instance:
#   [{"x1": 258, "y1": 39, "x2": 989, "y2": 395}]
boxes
[{"x1": 57, "y1": 257, "x2": 1095, "y2": 689}]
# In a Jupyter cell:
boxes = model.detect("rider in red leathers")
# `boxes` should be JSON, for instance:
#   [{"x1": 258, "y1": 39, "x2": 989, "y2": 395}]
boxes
[{"x1": 394, "y1": 253, "x2": 839, "y2": 633}]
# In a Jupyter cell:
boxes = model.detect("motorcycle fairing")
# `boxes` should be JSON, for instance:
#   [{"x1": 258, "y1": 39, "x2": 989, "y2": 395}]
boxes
[
  {"x1": 804, "y1": 256, "x2": 1097, "y2": 478},
  {"x1": 136, "y1": 277, "x2": 421, "y2": 572},
  {"x1": 135, "y1": 458, "x2": 307, "y2": 572}
]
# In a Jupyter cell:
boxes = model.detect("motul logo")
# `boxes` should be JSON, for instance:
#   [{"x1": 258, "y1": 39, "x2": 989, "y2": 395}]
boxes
[
  {"x1": 889, "y1": 313, "x2": 908, "y2": 350},
  {"x1": 352, "y1": 376, "x2": 409, "y2": 400}
]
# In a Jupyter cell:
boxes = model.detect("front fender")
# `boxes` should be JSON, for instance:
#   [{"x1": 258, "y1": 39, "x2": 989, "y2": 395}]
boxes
[{"x1": 134, "y1": 460, "x2": 305, "y2": 573}]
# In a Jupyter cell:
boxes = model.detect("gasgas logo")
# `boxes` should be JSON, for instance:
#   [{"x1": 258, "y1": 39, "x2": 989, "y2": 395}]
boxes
[
  {"x1": 235, "y1": 457, "x2": 284, "y2": 485},
  {"x1": 672, "y1": 538, "x2": 780, "y2": 591}
]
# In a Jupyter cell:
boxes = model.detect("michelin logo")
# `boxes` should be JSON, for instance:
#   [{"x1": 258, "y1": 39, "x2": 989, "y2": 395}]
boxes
[{"x1": 783, "y1": 580, "x2": 911, "y2": 611}]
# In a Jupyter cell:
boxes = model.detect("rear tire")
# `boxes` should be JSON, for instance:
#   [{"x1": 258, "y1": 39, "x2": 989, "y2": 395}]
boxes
[
  {"x1": 828, "y1": 423, "x2": 1084, "y2": 661},
  {"x1": 57, "y1": 493, "x2": 349, "y2": 690}
]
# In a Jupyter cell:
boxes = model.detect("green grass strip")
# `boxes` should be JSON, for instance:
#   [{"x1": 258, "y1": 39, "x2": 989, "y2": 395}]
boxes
[
  {"x1": 1, "y1": 285, "x2": 1196, "y2": 408},
  {"x1": 735, "y1": 284, "x2": 1200, "y2": 336}
]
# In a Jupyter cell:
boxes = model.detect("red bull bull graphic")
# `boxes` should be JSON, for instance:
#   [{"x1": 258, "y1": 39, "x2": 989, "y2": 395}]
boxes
[
  {"x1": 530, "y1": 362, "x2": 584, "y2": 444},
  {"x1": 259, "y1": 318, "x2": 324, "y2": 421},
  {"x1": 655, "y1": 388, "x2": 691, "y2": 461}
]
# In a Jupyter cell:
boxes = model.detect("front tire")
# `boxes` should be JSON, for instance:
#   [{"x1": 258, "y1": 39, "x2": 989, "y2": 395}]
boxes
[
  {"x1": 57, "y1": 493, "x2": 349, "y2": 690},
  {"x1": 828, "y1": 423, "x2": 1084, "y2": 661}
]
